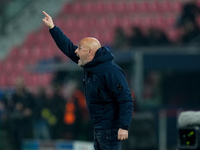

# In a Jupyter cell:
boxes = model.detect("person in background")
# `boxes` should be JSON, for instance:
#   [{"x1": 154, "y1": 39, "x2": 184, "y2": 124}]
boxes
[
  {"x1": 128, "y1": 26, "x2": 147, "y2": 47},
  {"x1": 33, "y1": 86, "x2": 50, "y2": 140},
  {"x1": 176, "y1": 0, "x2": 200, "y2": 27},
  {"x1": 145, "y1": 27, "x2": 171, "y2": 46},
  {"x1": 112, "y1": 27, "x2": 129, "y2": 51},
  {"x1": 10, "y1": 77, "x2": 35, "y2": 150}
]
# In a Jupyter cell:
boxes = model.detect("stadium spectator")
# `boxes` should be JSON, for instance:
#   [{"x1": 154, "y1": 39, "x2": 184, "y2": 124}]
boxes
[
  {"x1": 176, "y1": 0, "x2": 200, "y2": 28},
  {"x1": 128, "y1": 26, "x2": 147, "y2": 47},
  {"x1": 10, "y1": 77, "x2": 36, "y2": 150},
  {"x1": 145, "y1": 27, "x2": 171, "y2": 46},
  {"x1": 0, "y1": 0, "x2": 7, "y2": 35},
  {"x1": 33, "y1": 86, "x2": 50, "y2": 140},
  {"x1": 180, "y1": 19, "x2": 200, "y2": 44},
  {"x1": 112, "y1": 26, "x2": 129, "y2": 50},
  {"x1": 51, "y1": 55, "x2": 67, "y2": 86},
  {"x1": 46, "y1": 83, "x2": 65, "y2": 139},
  {"x1": 62, "y1": 80, "x2": 86, "y2": 140},
  {"x1": 175, "y1": 0, "x2": 200, "y2": 45}
]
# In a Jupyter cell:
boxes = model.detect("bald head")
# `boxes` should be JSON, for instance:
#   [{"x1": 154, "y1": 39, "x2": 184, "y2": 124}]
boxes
[
  {"x1": 80, "y1": 37, "x2": 101, "y2": 53},
  {"x1": 75, "y1": 37, "x2": 101, "y2": 66}
]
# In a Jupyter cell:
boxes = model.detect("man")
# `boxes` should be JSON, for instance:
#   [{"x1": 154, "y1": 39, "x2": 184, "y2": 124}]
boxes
[
  {"x1": 42, "y1": 11, "x2": 134, "y2": 150},
  {"x1": 10, "y1": 77, "x2": 35, "y2": 150}
]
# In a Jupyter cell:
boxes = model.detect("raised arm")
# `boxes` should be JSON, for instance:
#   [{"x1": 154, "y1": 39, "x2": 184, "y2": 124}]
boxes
[
  {"x1": 42, "y1": 11, "x2": 54, "y2": 29},
  {"x1": 42, "y1": 11, "x2": 79, "y2": 64}
]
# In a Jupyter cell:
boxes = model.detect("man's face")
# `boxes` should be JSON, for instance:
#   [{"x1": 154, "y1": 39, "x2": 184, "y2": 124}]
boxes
[{"x1": 75, "y1": 41, "x2": 90, "y2": 66}]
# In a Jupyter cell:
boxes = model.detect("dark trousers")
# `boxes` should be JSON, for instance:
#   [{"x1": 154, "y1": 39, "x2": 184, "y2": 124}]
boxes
[{"x1": 94, "y1": 129, "x2": 121, "y2": 150}]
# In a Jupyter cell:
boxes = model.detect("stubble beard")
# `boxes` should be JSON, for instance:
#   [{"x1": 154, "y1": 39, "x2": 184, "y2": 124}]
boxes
[{"x1": 78, "y1": 59, "x2": 83, "y2": 67}]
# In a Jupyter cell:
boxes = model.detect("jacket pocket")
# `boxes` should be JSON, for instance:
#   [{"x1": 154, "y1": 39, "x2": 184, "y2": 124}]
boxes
[
  {"x1": 97, "y1": 88, "x2": 105, "y2": 100},
  {"x1": 106, "y1": 129, "x2": 119, "y2": 141}
]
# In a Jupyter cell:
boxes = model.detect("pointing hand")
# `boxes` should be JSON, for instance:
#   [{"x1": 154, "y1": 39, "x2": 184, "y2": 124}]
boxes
[{"x1": 42, "y1": 11, "x2": 54, "y2": 29}]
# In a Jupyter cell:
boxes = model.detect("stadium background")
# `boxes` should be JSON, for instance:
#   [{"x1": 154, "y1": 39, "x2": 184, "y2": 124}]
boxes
[{"x1": 0, "y1": 0, "x2": 200, "y2": 150}]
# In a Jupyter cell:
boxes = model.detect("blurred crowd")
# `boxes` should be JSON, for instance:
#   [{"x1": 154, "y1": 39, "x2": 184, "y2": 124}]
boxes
[
  {"x1": 112, "y1": 26, "x2": 171, "y2": 50},
  {"x1": 0, "y1": 76, "x2": 93, "y2": 150},
  {"x1": 111, "y1": 0, "x2": 200, "y2": 108},
  {"x1": 112, "y1": 0, "x2": 200, "y2": 50}
]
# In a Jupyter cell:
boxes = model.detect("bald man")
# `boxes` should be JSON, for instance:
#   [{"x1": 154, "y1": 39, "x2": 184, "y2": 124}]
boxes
[
  {"x1": 43, "y1": 11, "x2": 134, "y2": 150},
  {"x1": 75, "y1": 37, "x2": 101, "y2": 66}
]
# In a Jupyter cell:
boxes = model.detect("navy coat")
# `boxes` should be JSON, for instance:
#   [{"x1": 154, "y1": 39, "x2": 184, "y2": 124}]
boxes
[{"x1": 50, "y1": 26, "x2": 134, "y2": 130}]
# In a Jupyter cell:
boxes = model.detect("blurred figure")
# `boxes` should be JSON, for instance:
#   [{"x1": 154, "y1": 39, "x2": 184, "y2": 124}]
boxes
[
  {"x1": 175, "y1": 0, "x2": 200, "y2": 45},
  {"x1": 0, "y1": 0, "x2": 7, "y2": 35},
  {"x1": 45, "y1": 83, "x2": 65, "y2": 139},
  {"x1": 145, "y1": 27, "x2": 171, "y2": 46},
  {"x1": 33, "y1": 86, "x2": 50, "y2": 140},
  {"x1": 128, "y1": 26, "x2": 147, "y2": 47},
  {"x1": 142, "y1": 71, "x2": 162, "y2": 107},
  {"x1": 0, "y1": 91, "x2": 16, "y2": 150},
  {"x1": 0, "y1": 99, "x2": 10, "y2": 149},
  {"x1": 176, "y1": 0, "x2": 200, "y2": 27},
  {"x1": 51, "y1": 55, "x2": 67, "y2": 86},
  {"x1": 112, "y1": 27, "x2": 129, "y2": 50},
  {"x1": 0, "y1": 100, "x2": 6, "y2": 124},
  {"x1": 10, "y1": 77, "x2": 35, "y2": 150},
  {"x1": 62, "y1": 80, "x2": 90, "y2": 140},
  {"x1": 181, "y1": 20, "x2": 200, "y2": 44}
]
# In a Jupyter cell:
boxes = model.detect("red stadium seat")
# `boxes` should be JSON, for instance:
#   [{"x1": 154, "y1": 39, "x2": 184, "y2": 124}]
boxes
[
  {"x1": 19, "y1": 46, "x2": 30, "y2": 59},
  {"x1": 3, "y1": 60, "x2": 13, "y2": 73},
  {"x1": 26, "y1": 74, "x2": 37, "y2": 87},
  {"x1": 7, "y1": 47, "x2": 19, "y2": 60},
  {"x1": 171, "y1": 1, "x2": 182, "y2": 13},
  {"x1": 108, "y1": 16, "x2": 121, "y2": 28},
  {"x1": 25, "y1": 32, "x2": 37, "y2": 47},
  {"x1": 13, "y1": 60, "x2": 25, "y2": 73},
  {"x1": 137, "y1": 1, "x2": 148, "y2": 12},
  {"x1": 114, "y1": 2, "x2": 127, "y2": 13},
  {"x1": 72, "y1": 3, "x2": 83, "y2": 14},
  {"x1": 85, "y1": 3, "x2": 94, "y2": 13},
  {"x1": 167, "y1": 29, "x2": 181, "y2": 42},
  {"x1": 6, "y1": 74, "x2": 18, "y2": 86},
  {"x1": 62, "y1": 3, "x2": 72, "y2": 14},
  {"x1": 165, "y1": 15, "x2": 176, "y2": 28},
  {"x1": 158, "y1": 1, "x2": 181, "y2": 13},
  {"x1": 120, "y1": 16, "x2": 133, "y2": 29},
  {"x1": 102, "y1": 3, "x2": 115, "y2": 13},
  {"x1": 93, "y1": 3, "x2": 104, "y2": 14},
  {"x1": 76, "y1": 18, "x2": 87, "y2": 29},
  {"x1": 147, "y1": 1, "x2": 159, "y2": 12},
  {"x1": 126, "y1": 2, "x2": 138, "y2": 12},
  {"x1": 0, "y1": 74, "x2": 7, "y2": 86},
  {"x1": 99, "y1": 30, "x2": 114, "y2": 45},
  {"x1": 39, "y1": 73, "x2": 52, "y2": 86}
]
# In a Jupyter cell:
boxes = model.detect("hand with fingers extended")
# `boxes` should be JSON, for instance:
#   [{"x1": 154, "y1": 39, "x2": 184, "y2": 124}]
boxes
[
  {"x1": 42, "y1": 11, "x2": 54, "y2": 29},
  {"x1": 118, "y1": 128, "x2": 128, "y2": 141}
]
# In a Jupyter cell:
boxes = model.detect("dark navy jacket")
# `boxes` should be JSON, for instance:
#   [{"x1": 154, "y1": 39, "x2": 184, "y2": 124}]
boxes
[{"x1": 50, "y1": 26, "x2": 134, "y2": 130}]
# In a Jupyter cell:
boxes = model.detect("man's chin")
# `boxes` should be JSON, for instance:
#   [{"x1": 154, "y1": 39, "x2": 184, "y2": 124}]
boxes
[{"x1": 78, "y1": 60, "x2": 83, "y2": 66}]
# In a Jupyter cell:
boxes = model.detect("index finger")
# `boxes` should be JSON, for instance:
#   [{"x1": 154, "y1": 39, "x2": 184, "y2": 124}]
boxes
[{"x1": 42, "y1": 11, "x2": 50, "y2": 17}]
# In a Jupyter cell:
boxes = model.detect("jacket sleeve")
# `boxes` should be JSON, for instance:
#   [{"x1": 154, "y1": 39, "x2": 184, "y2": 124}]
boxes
[
  {"x1": 105, "y1": 68, "x2": 134, "y2": 130},
  {"x1": 49, "y1": 26, "x2": 79, "y2": 64}
]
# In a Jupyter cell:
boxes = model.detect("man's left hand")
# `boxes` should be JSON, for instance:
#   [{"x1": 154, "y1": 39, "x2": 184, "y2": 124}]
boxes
[{"x1": 118, "y1": 128, "x2": 128, "y2": 140}]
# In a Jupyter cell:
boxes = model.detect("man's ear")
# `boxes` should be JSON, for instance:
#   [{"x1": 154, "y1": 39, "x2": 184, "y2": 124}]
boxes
[{"x1": 88, "y1": 49, "x2": 92, "y2": 55}]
